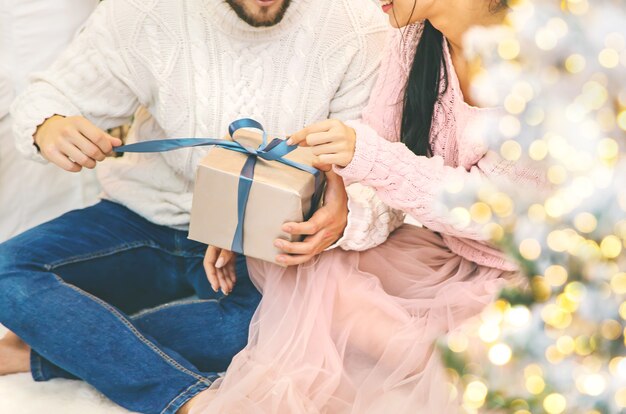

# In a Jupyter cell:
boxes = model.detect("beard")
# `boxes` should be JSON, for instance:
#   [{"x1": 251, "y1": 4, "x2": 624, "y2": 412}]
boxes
[{"x1": 225, "y1": 0, "x2": 292, "y2": 27}]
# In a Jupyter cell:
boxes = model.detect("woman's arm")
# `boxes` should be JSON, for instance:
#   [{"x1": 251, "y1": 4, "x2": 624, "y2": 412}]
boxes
[{"x1": 338, "y1": 120, "x2": 546, "y2": 241}]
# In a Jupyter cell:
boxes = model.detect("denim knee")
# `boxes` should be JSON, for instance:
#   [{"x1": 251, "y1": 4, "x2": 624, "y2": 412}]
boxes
[
  {"x1": 0, "y1": 235, "x2": 39, "y2": 273},
  {"x1": 0, "y1": 238, "x2": 47, "y2": 316},
  {"x1": 0, "y1": 239, "x2": 19, "y2": 278}
]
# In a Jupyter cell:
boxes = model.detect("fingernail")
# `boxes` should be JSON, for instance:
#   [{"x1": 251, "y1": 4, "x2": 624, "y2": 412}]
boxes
[
  {"x1": 283, "y1": 225, "x2": 292, "y2": 232},
  {"x1": 274, "y1": 240, "x2": 283, "y2": 248},
  {"x1": 222, "y1": 289, "x2": 229, "y2": 296},
  {"x1": 212, "y1": 285, "x2": 218, "y2": 292},
  {"x1": 286, "y1": 138, "x2": 294, "y2": 146},
  {"x1": 215, "y1": 257, "x2": 225, "y2": 269},
  {"x1": 276, "y1": 256, "x2": 285, "y2": 263}
]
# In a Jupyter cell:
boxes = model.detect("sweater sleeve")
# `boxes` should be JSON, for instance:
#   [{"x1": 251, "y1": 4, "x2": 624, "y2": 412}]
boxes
[
  {"x1": 10, "y1": 1, "x2": 142, "y2": 162},
  {"x1": 336, "y1": 120, "x2": 547, "y2": 241},
  {"x1": 328, "y1": 183, "x2": 406, "y2": 251}
]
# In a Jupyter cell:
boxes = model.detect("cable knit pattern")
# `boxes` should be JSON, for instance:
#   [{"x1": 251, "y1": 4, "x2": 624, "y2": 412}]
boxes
[
  {"x1": 336, "y1": 23, "x2": 548, "y2": 271},
  {"x1": 333, "y1": 183, "x2": 406, "y2": 251},
  {"x1": 10, "y1": 0, "x2": 388, "y2": 229}
]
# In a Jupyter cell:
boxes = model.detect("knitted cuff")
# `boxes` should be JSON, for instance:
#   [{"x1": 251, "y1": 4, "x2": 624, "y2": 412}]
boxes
[{"x1": 334, "y1": 120, "x2": 381, "y2": 184}]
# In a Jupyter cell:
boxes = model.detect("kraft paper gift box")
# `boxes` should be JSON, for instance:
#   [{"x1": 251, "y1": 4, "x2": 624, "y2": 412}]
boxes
[{"x1": 188, "y1": 127, "x2": 324, "y2": 265}]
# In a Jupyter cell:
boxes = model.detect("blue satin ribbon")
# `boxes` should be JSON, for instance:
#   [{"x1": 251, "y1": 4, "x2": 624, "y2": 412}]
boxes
[{"x1": 114, "y1": 118, "x2": 324, "y2": 254}]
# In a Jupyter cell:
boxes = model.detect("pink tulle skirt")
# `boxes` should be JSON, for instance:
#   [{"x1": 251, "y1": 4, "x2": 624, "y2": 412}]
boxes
[{"x1": 191, "y1": 225, "x2": 512, "y2": 414}]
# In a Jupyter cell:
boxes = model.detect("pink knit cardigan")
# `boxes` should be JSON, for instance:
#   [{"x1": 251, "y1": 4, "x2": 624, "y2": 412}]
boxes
[{"x1": 335, "y1": 23, "x2": 545, "y2": 272}]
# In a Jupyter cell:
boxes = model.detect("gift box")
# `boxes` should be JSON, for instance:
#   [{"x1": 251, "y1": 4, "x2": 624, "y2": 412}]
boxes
[
  {"x1": 187, "y1": 122, "x2": 324, "y2": 265},
  {"x1": 114, "y1": 119, "x2": 324, "y2": 265}
]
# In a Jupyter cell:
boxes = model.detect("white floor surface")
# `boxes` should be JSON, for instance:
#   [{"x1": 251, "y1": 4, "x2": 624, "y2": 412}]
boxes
[{"x1": 0, "y1": 325, "x2": 133, "y2": 414}]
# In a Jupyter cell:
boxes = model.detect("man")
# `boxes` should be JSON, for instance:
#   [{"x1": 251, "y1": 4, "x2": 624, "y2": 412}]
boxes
[{"x1": 0, "y1": 0, "x2": 387, "y2": 413}]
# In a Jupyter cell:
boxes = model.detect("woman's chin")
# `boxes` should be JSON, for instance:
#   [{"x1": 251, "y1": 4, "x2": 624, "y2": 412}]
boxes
[{"x1": 387, "y1": 17, "x2": 406, "y2": 29}]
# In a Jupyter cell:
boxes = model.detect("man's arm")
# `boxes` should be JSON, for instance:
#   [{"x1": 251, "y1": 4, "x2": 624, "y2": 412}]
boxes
[{"x1": 10, "y1": 0, "x2": 142, "y2": 170}]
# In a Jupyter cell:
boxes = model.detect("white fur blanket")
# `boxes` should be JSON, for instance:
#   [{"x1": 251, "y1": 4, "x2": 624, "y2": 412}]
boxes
[{"x1": 0, "y1": 326, "x2": 132, "y2": 414}]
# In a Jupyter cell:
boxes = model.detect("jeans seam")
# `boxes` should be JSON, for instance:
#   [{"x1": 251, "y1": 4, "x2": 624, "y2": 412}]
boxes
[
  {"x1": 131, "y1": 298, "x2": 222, "y2": 320},
  {"x1": 52, "y1": 275, "x2": 212, "y2": 385},
  {"x1": 160, "y1": 379, "x2": 214, "y2": 414},
  {"x1": 45, "y1": 241, "x2": 159, "y2": 270},
  {"x1": 45, "y1": 241, "x2": 203, "y2": 271}
]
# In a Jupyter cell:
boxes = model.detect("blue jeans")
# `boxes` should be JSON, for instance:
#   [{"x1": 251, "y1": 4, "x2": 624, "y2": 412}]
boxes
[{"x1": 0, "y1": 200, "x2": 261, "y2": 414}]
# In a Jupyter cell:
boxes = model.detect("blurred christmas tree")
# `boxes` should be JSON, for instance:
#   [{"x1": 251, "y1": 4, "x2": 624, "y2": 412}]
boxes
[{"x1": 440, "y1": 0, "x2": 626, "y2": 413}]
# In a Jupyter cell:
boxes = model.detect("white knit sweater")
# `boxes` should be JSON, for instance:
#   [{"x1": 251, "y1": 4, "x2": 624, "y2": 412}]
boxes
[{"x1": 11, "y1": 0, "x2": 388, "y2": 229}]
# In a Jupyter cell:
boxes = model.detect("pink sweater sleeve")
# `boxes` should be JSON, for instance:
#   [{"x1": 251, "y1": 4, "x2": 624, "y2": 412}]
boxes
[{"x1": 338, "y1": 120, "x2": 546, "y2": 241}]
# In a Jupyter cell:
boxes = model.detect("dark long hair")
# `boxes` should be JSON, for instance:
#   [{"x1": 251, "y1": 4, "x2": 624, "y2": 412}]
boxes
[{"x1": 400, "y1": 1, "x2": 508, "y2": 157}]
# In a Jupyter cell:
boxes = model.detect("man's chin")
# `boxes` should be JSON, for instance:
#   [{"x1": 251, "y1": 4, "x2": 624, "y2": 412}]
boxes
[{"x1": 226, "y1": 0, "x2": 291, "y2": 28}]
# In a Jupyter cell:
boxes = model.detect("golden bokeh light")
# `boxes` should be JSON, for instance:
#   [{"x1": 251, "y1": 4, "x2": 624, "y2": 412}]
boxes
[
  {"x1": 543, "y1": 393, "x2": 567, "y2": 414},
  {"x1": 525, "y1": 375, "x2": 545, "y2": 394},
  {"x1": 545, "y1": 265, "x2": 568, "y2": 287},
  {"x1": 520, "y1": 239, "x2": 542, "y2": 260},
  {"x1": 489, "y1": 343, "x2": 513, "y2": 366},
  {"x1": 600, "y1": 235, "x2": 622, "y2": 258}
]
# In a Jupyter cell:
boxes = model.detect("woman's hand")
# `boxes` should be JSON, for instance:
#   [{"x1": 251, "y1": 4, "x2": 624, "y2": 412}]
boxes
[
  {"x1": 287, "y1": 119, "x2": 356, "y2": 171},
  {"x1": 204, "y1": 246, "x2": 236, "y2": 295}
]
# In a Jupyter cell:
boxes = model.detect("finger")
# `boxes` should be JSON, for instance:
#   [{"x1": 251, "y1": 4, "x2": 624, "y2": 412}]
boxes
[
  {"x1": 286, "y1": 129, "x2": 309, "y2": 147},
  {"x1": 222, "y1": 251, "x2": 237, "y2": 284},
  {"x1": 282, "y1": 209, "x2": 328, "y2": 236},
  {"x1": 310, "y1": 141, "x2": 343, "y2": 157},
  {"x1": 286, "y1": 119, "x2": 340, "y2": 146},
  {"x1": 306, "y1": 132, "x2": 337, "y2": 147},
  {"x1": 222, "y1": 267, "x2": 234, "y2": 293},
  {"x1": 312, "y1": 159, "x2": 332, "y2": 172},
  {"x1": 217, "y1": 251, "x2": 237, "y2": 288},
  {"x1": 215, "y1": 250, "x2": 233, "y2": 269},
  {"x1": 225, "y1": 261, "x2": 237, "y2": 285},
  {"x1": 108, "y1": 135, "x2": 123, "y2": 147},
  {"x1": 209, "y1": 248, "x2": 233, "y2": 294},
  {"x1": 274, "y1": 230, "x2": 328, "y2": 255},
  {"x1": 68, "y1": 132, "x2": 107, "y2": 162},
  {"x1": 318, "y1": 153, "x2": 348, "y2": 167},
  {"x1": 205, "y1": 266, "x2": 220, "y2": 293},
  {"x1": 276, "y1": 253, "x2": 315, "y2": 267},
  {"x1": 203, "y1": 247, "x2": 220, "y2": 292},
  {"x1": 203, "y1": 258, "x2": 220, "y2": 293},
  {"x1": 59, "y1": 140, "x2": 97, "y2": 169},
  {"x1": 216, "y1": 267, "x2": 231, "y2": 295},
  {"x1": 48, "y1": 149, "x2": 82, "y2": 172},
  {"x1": 74, "y1": 118, "x2": 121, "y2": 152}
]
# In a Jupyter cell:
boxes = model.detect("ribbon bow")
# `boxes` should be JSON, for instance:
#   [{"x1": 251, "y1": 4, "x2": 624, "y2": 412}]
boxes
[{"x1": 114, "y1": 118, "x2": 323, "y2": 254}]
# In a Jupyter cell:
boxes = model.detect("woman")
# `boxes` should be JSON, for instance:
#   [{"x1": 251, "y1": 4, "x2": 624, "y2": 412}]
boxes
[{"x1": 192, "y1": 0, "x2": 543, "y2": 412}]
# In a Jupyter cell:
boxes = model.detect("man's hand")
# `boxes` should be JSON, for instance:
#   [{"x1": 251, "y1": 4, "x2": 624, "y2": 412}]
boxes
[
  {"x1": 287, "y1": 119, "x2": 357, "y2": 171},
  {"x1": 34, "y1": 115, "x2": 122, "y2": 172},
  {"x1": 204, "y1": 246, "x2": 236, "y2": 295},
  {"x1": 274, "y1": 171, "x2": 348, "y2": 266}
]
